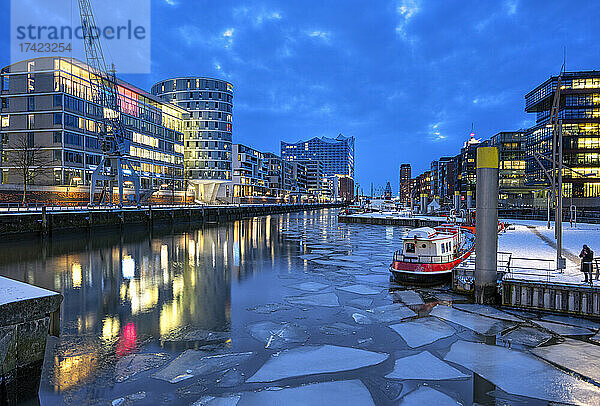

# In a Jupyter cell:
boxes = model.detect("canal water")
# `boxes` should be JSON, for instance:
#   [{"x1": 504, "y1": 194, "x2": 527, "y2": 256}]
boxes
[{"x1": 1, "y1": 209, "x2": 597, "y2": 405}]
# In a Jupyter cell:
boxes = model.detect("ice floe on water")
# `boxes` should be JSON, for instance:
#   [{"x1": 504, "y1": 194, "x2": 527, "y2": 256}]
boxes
[
  {"x1": 389, "y1": 317, "x2": 456, "y2": 348},
  {"x1": 246, "y1": 345, "x2": 388, "y2": 383},
  {"x1": 531, "y1": 320, "x2": 594, "y2": 336},
  {"x1": 336, "y1": 284, "x2": 382, "y2": 295},
  {"x1": 393, "y1": 290, "x2": 424, "y2": 306},
  {"x1": 236, "y1": 380, "x2": 375, "y2": 405},
  {"x1": 290, "y1": 281, "x2": 330, "y2": 292},
  {"x1": 247, "y1": 321, "x2": 309, "y2": 349},
  {"x1": 298, "y1": 254, "x2": 323, "y2": 261},
  {"x1": 153, "y1": 351, "x2": 254, "y2": 383},
  {"x1": 445, "y1": 340, "x2": 600, "y2": 404},
  {"x1": 499, "y1": 326, "x2": 552, "y2": 348},
  {"x1": 386, "y1": 351, "x2": 468, "y2": 381},
  {"x1": 540, "y1": 314, "x2": 600, "y2": 331},
  {"x1": 353, "y1": 274, "x2": 389, "y2": 286},
  {"x1": 319, "y1": 322, "x2": 361, "y2": 336},
  {"x1": 430, "y1": 305, "x2": 514, "y2": 335},
  {"x1": 531, "y1": 338, "x2": 600, "y2": 384},
  {"x1": 285, "y1": 292, "x2": 340, "y2": 307},
  {"x1": 453, "y1": 303, "x2": 523, "y2": 322},
  {"x1": 246, "y1": 303, "x2": 292, "y2": 314},
  {"x1": 367, "y1": 303, "x2": 417, "y2": 323},
  {"x1": 114, "y1": 352, "x2": 170, "y2": 383},
  {"x1": 192, "y1": 395, "x2": 241, "y2": 406},
  {"x1": 399, "y1": 386, "x2": 459, "y2": 405},
  {"x1": 346, "y1": 297, "x2": 374, "y2": 308}
]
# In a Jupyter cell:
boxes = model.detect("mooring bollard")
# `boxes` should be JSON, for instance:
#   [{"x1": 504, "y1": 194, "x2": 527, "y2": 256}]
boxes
[{"x1": 475, "y1": 146, "x2": 499, "y2": 304}]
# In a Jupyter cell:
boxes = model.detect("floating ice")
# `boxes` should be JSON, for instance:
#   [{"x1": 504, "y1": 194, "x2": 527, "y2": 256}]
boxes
[
  {"x1": 112, "y1": 392, "x2": 146, "y2": 406},
  {"x1": 153, "y1": 351, "x2": 254, "y2": 383},
  {"x1": 192, "y1": 395, "x2": 241, "y2": 406},
  {"x1": 500, "y1": 326, "x2": 552, "y2": 348},
  {"x1": 352, "y1": 312, "x2": 372, "y2": 325},
  {"x1": 246, "y1": 345, "x2": 388, "y2": 383},
  {"x1": 531, "y1": 338, "x2": 600, "y2": 384},
  {"x1": 389, "y1": 317, "x2": 455, "y2": 348},
  {"x1": 114, "y1": 353, "x2": 170, "y2": 383},
  {"x1": 312, "y1": 259, "x2": 363, "y2": 268},
  {"x1": 453, "y1": 304, "x2": 523, "y2": 322},
  {"x1": 532, "y1": 320, "x2": 593, "y2": 336},
  {"x1": 319, "y1": 322, "x2": 361, "y2": 336},
  {"x1": 385, "y1": 351, "x2": 468, "y2": 380},
  {"x1": 248, "y1": 321, "x2": 309, "y2": 349},
  {"x1": 592, "y1": 331, "x2": 600, "y2": 344},
  {"x1": 399, "y1": 387, "x2": 459, "y2": 406},
  {"x1": 362, "y1": 376, "x2": 403, "y2": 400},
  {"x1": 430, "y1": 305, "x2": 514, "y2": 335},
  {"x1": 217, "y1": 368, "x2": 246, "y2": 388},
  {"x1": 540, "y1": 314, "x2": 600, "y2": 331},
  {"x1": 346, "y1": 297, "x2": 374, "y2": 308},
  {"x1": 337, "y1": 284, "x2": 382, "y2": 295},
  {"x1": 286, "y1": 292, "x2": 340, "y2": 307},
  {"x1": 247, "y1": 303, "x2": 292, "y2": 314},
  {"x1": 237, "y1": 380, "x2": 375, "y2": 405},
  {"x1": 330, "y1": 254, "x2": 371, "y2": 262},
  {"x1": 394, "y1": 290, "x2": 424, "y2": 306},
  {"x1": 354, "y1": 274, "x2": 389, "y2": 286},
  {"x1": 368, "y1": 303, "x2": 417, "y2": 323},
  {"x1": 432, "y1": 292, "x2": 469, "y2": 303},
  {"x1": 444, "y1": 340, "x2": 600, "y2": 403},
  {"x1": 291, "y1": 281, "x2": 330, "y2": 292}
]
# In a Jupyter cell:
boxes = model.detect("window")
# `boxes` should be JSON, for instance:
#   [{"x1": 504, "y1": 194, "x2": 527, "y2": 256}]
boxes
[
  {"x1": 53, "y1": 132, "x2": 62, "y2": 143},
  {"x1": 1, "y1": 98, "x2": 7, "y2": 109},
  {"x1": 53, "y1": 150, "x2": 61, "y2": 161},
  {"x1": 405, "y1": 243, "x2": 415, "y2": 253},
  {"x1": 53, "y1": 113, "x2": 62, "y2": 125},
  {"x1": 27, "y1": 96, "x2": 35, "y2": 111},
  {"x1": 1, "y1": 115, "x2": 8, "y2": 128},
  {"x1": 27, "y1": 132, "x2": 34, "y2": 148},
  {"x1": 27, "y1": 114, "x2": 34, "y2": 130},
  {"x1": 1, "y1": 76, "x2": 8, "y2": 92},
  {"x1": 53, "y1": 94, "x2": 62, "y2": 107}
]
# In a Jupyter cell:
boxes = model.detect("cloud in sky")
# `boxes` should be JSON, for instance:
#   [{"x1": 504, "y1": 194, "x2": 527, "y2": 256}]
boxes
[{"x1": 2, "y1": 0, "x2": 597, "y2": 189}]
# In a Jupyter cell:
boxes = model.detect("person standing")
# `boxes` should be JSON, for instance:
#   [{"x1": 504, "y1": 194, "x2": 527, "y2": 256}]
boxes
[{"x1": 580, "y1": 244, "x2": 594, "y2": 284}]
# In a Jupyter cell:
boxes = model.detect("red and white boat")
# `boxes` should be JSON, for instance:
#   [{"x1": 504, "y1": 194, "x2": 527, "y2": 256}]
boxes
[{"x1": 389, "y1": 224, "x2": 475, "y2": 285}]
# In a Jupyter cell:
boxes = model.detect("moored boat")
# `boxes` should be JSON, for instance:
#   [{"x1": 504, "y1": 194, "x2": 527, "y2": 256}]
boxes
[{"x1": 389, "y1": 224, "x2": 475, "y2": 285}]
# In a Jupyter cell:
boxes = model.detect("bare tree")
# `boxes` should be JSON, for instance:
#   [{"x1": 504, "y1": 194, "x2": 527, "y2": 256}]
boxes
[{"x1": 8, "y1": 135, "x2": 54, "y2": 205}]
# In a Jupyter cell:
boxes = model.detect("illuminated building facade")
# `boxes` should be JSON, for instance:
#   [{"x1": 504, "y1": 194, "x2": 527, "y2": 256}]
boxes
[
  {"x1": 525, "y1": 71, "x2": 600, "y2": 207},
  {"x1": 281, "y1": 133, "x2": 355, "y2": 184},
  {"x1": 489, "y1": 131, "x2": 532, "y2": 206},
  {"x1": 399, "y1": 163, "x2": 411, "y2": 205},
  {"x1": 232, "y1": 144, "x2": 269, "y2": 199},
  {"x1": 0, "y1": 57, "x2": 185, "y2": 202},
  {"x1": 152, "y1": 77, "x2": 233, "y2": 203}
]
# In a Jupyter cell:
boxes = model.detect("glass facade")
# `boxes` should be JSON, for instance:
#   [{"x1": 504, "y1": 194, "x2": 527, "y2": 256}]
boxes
[
  {"x1": 151, "y1": 78, "x2": 233, "y2": 183},
  {"x1": 525, "y1": 71, "x2": 600, "y2": 199},
  {"x1": 280, "y1": 134, "x2": 354, "y2": 180},
  {"x1": 0, "y1": 57, "x2": 185, "y2": 191}
]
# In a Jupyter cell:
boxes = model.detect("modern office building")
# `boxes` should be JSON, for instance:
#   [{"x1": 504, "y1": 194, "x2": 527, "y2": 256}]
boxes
[
  {"x1": 281, "y1": 133, "x2": 354, "y2": 179},
  {"x1": 290, "y1": 161, "x2": 307, "y2": 195},
  {"x1": 430, "y1": 160, "x2": 439, "y2": 200},
  {"x1": 0, "y1": 57, "x2": 185, "y2": 204},
  {"x1": 264, "y1": 152, "x2": 293, "y2": 199},
  {"x1": 399, "y1": 163, "x2": 411, "y2": 205},
  {"x1": 489, "y1": 131, "x2": 532, "y2": 206},
  {"x1": 231, "y1": 144, "x2": 268, "y2": 199},
  {"x1": 525, "y1": 71, "x2": 600, "y2": 207},
  {"x1": 296, "y1": 159, "x2": 324, "y2": 197},
  {"x1": 152, "y1": 77, "x2": 233, "y2": 203},
  {"x1": 437, "y1": 156, "x2": 456, "y2": 205},
  {"x1": 459, "y1": 132, "x2": 485, "y2": 207}
]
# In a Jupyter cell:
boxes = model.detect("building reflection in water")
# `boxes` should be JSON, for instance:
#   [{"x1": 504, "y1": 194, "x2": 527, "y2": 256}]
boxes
[{"x1": 0, "y1": 212, "x2": 307, "y2": 393}]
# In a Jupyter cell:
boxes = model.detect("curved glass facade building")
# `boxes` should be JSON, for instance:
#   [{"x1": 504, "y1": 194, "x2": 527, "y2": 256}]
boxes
[{"x1": 151, "y1": 77, "x2": 233, "y2": 202}]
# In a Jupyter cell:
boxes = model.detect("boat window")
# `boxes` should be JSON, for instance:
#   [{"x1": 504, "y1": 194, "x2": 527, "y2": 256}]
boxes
[
  {"x1": 421, "y1": 244, "x2": 426, "y2": 249},
  {"x1": 441, "y1": 244, "x2": 445, "y2": 253},
  {"x1": 405, "y1": 243, "x2": 415, "y2": 253}
]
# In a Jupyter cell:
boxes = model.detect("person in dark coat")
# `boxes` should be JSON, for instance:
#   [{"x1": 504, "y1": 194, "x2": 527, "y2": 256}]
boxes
[{"x1": 580, "y1": 244, "x2": 594, "y2": 284}]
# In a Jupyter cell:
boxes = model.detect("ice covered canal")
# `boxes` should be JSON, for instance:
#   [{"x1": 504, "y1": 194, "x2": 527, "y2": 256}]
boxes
[{"x1": 3, "y1": 208, "x2": 600, "y2": 405}]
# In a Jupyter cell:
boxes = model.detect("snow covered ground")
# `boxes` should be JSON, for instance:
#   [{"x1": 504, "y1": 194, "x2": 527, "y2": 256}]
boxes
[{"x1": 499, "y1": 218, "x2": 600, "y2": 285}]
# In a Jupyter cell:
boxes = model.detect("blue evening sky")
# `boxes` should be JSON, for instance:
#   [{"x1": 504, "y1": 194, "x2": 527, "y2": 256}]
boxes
[{"x1": 1, "y1": 1, "x2": 598, "y2": 193}]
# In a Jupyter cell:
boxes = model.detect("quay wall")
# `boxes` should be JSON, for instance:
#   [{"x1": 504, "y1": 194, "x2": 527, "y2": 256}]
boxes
[
  {"x1": 0, "y1": 203, "x2": 344, "y2": 237},
  {"x1": 337, "y1": 214, "x2": 445, "y2": 228}
]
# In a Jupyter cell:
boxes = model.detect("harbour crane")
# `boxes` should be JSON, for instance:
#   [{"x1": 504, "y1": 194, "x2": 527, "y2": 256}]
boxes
[{"x1": 78, "y1": 0, "x2": 140, "y2": 206}]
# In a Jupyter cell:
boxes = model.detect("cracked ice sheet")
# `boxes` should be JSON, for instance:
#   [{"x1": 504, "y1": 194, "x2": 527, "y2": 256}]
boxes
[
  {"x1": 531, "y1": 320, "x2": 594, "y2": 336},
  {"x1": 354, "y1": 274, "x2": 389, "y2": 285},
  {"x1": 429, "y1": 305, "x2": 515, "y2": 336},
  {"x1": 500, "y1": 326, "x2": 552, "y2": 348},
  {"x1": 531, "y1": 338, "x2": 600, "y2": 384},
  {"x1": 386, "y1": 351, "x2": 468, "y2": 380},
  {"x1": 540, "y1": 314, "x2": 600, "y2": 331},
  {"x1": 368, "y1": 303, "x2": 417, "y2": 323},
  {"x1": 389, "y1": 317, "x2": 455, "y2": 348},
  {"x1": 285, "y1": 292, "x2": 340, "y2": 307},
  {"x1": 247, "y1": 321, "x2": 308, "y2": 350},
  {"x1": 192, "y1": 395, "x2": 241, "y2": 406},
  {"x1": 237, "y1": 380, "x2": 375, "y2": 406},
  {"x1": 394, "y1": 290, "x2": 424, "y2": 306},
  {"x1": 114, "y1": 353, "x2": 170, "y2": 383},
  {"x1": 153, "y1": 351, "x2": 253, "y2": 383},
  {"x1": 399, "y1": 386, "x2": 459, "y2": 406},
  {"x1": 336, "y1": 284, "x2": 382, "y2": 295},
  {"x1": 246, "y1": 345, "x2": 388, "y2": 383},
  {"x1": 445, "y1": 340, "x2": 600, "y2": 404},
  {"x1": 453, "y1": 303, "x2": 523, "y2": 322},
  {"x1": 290, "y1": 281, "x2": 330, "y2": 292}
]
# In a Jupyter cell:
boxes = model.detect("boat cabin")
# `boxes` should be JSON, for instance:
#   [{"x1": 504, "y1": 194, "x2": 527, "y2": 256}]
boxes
[{"x1": 402, "y1": 227, "x2": 457, "y2": 263}]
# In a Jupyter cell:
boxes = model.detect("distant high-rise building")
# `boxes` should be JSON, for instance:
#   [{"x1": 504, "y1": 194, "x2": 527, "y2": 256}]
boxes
[
  {"x1": 384, "y1": 181, "x2": 392, "y2": 199},
  {"x1": 281, "y1": 134, "x2": 354, "y2": 180},
  {"x1": 152, "y1": 77, "x2": 233, "y2": 203},
  {"x1": 399, "y1": 164, "x2": 411, "y2": 204}
]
